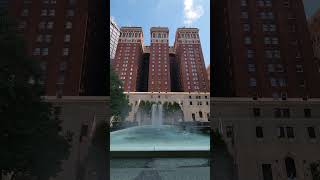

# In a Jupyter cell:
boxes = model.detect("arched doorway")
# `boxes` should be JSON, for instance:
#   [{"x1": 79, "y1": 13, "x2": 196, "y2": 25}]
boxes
[{"x1": 285, "y1": 157, "x2": 297, "y2": 179}]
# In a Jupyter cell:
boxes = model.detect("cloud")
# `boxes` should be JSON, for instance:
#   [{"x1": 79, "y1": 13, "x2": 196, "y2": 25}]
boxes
[{"x1": 183, "y1": 0, "x2": 204, "y2": 25}]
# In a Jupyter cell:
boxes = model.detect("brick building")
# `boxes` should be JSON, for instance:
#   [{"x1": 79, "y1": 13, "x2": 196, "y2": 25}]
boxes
[
  {"x1": 212, "y1": 0, "x2": 320, "y2": 98},
  {"x1": 148, "y1": 27, "x2": 171, "y2": 92},
  {"x1": 112, "y1": 27, "x2": 144, "y2": 92},
  {"x1": 8, "y1": 0, "x2": 106, "y2": 96},
  {"x1": 113, "y1": 27, "x2": 209, "y2": 93}
]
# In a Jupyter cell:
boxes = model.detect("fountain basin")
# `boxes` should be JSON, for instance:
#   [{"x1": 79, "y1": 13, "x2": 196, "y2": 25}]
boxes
[{"x1": 110, "y1": 125, "x2": 210, "y2": 151}]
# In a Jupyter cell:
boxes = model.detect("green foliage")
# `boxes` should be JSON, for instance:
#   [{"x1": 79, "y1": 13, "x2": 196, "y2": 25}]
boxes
[
  {"x1": 310, "y1": 161, "x2": 320, "y2": 180},
  {"x1": 110, "y1": 66, "x2": 130, "y2": 120},
  {"x1": 163, "y1": 101, "x2": 182, "y2": 118},
  {"x1": 0, "y1": 14, "x2": 72, "y2": 180},
  {"x1": 138, "y1": 100, "x2": 155, "y2": 115}
]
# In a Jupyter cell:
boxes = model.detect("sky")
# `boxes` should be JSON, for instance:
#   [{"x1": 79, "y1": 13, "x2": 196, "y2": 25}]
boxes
[
  {"x1": 111, "y1": 0, "x2": 211, "y2": 66},
  {"x1": 111, "y1": 0, "x2": 320, "y2": 67}
]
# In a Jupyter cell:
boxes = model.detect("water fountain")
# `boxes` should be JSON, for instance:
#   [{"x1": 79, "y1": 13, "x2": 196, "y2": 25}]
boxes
[
  {"x1": 110, "y1": 102, "x2": 210, "y2": 151},
  {"x1": 151, "y1": 103, "x2": 163, "y2": 128}
]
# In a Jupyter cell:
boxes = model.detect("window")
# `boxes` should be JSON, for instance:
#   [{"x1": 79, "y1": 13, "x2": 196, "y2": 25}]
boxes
[
  {"x1": 296, "y1": 65, "x2": 303, "y2": 72},
  {"x1": 63, "y1": 48, "x2": 69, "y2": 56},
  {"x1": 49, "y1": 9, "x2": 55, "y2": 16},
  {"x1": 226, "y1": 126, "x2": 234, "y2": 138},
  {"x1": 47, "y1": 22, "x2": 54, "y2": 29},
  {"x1": 45, "y1": 35, "x2": 52, "y2": 43},
  {"x1": 286, "y1": 127, "x2": 294, "y2": 138},
  {"x1": 249, "y1": 77, "x2": 257, "y2": 87},
  {"x1": 307, "y1": 127, "x2": 316, "y2": 139},
  {"x1": 33, "y1": 48, "x2": 40, "y2": 56},
  {"x1": 278, "y1": 127, "x2": 285, "y2": 138},
  {"x1": 64, "y1": 34, "x2": 71, "y2": 42},
  {"x1": 304, "y1": 108, "x2": 311, "y2": 118},
  {"x1": 65, "y1": 22, "x2": 72, "y2": 29},
  {"x1": 241, "y1": 12, "x2": 249, "y2": 19},
  {"x1": 189, "y1": 101, "x2": 192, "y2": 105},
  {"x1": 199, "y1": 111, "x2": 203, "y2": 118},
  {"x1": 253, "y1": 108, "x2": 261, "y2": 117},
  {"x1": 262, "y1": 164, "x2": 273, "y2": 180},
  {"x1": 41, "y1": 9, "x2": 47, "y2": 16},
  {"x1": 244, "y1": 36, "x2": 252, "y2": 45},
  {"x1": 274, "y1": 108, "x2": 290, "y2": 118},
  {"x1": 248, "y1": 64, "x2": 256, "y2": 72},
  {"x1": 256, "y1": 126, "x2": 264, "y2": 138},
  {"x1": 270, "y1": 78, "x2": 277, "y2": 87},
  {"x1": 42, "y1": 48, "x2": 48, "y2": 56}
]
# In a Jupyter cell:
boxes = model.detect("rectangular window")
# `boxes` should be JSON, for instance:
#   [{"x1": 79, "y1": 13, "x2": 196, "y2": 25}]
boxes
[
  {"x1": 256, "y1": 126, "x2": 264, "y2": 138},
  {"x1": 262, "y1": 164, "x2": 273, "y2": 180},
  {"x1": 226, "y1": 126, "x2": 234, "y2": 138},
  {"x1": 286, "y1": 127, "x2": 294, "y2": 138},
  {"x1": 253, "y1": 108, "x2": 261, "y2": 117},
  {"x1": 278, "y1": 127, "x2": 285, "y2": 138},
  {"x1": 307, "y1": 127, "x2": 316, "y2": 139},
  {"x1": 304, "y1": 109, "x2": 311, "y2": 118},
  {"x1": 63, "y1": 48, "x2": 69, "y2": 56}
]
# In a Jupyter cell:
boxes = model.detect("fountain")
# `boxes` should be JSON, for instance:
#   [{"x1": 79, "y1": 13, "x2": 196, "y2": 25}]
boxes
[
  {"x1": 151, "y1": 103, "x2": 163, "y2": 128},
  {"x1": 110, "y1": 102, "x2": 210, "y2": 151}
]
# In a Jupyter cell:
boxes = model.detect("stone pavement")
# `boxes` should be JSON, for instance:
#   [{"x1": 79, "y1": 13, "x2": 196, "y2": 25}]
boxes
[{"x1": 110, "y1": 158, "x2": 210, "y2": 180}]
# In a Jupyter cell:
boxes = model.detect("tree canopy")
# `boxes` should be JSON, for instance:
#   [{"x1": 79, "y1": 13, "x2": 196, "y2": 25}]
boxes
[
  {"x1": 0, "y1": 14, "x2": 72, "y2": 180},
  {"x1": 110, "y1": 66, "x2": 130, "y2": 120}
]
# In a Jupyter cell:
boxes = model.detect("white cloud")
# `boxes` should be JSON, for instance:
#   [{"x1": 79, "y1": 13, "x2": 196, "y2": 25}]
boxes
[{"x1": 183, "y1": 0, "x2": 204, "y2": 25}]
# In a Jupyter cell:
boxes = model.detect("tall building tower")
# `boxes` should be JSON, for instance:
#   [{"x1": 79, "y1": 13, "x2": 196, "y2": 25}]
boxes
[
  {"x1": 174, "y1": 28, "x2": 209, "y2": 92},
  {"x1": 8, "y1": 0, "x2": 106, "y2": 96},
  {"x1": 148, "y1": 27, "x2": 171, "y2": 92},
  {"x1": 213, "y1": 0, "x2": 320, "y2": 98},
  {"x1": 110, "y1": 16, "x2": 120, "y2": 61},
  {"x1": 113, "y1": 27, "x2": 144, "y2": 92}
]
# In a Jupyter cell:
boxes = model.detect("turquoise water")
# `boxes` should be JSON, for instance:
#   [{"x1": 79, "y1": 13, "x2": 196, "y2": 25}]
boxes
[{"x1": 110, "y1": 125, "x2": 210, "y2": 151}]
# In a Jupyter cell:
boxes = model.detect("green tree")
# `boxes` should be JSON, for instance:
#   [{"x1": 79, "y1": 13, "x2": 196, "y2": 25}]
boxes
[
  {"x1": 110, "y1": 66, "x2": 130, "y2": 120},
  {"x1": 0, "y1": 14, "x2": 72, "y2": 180}
]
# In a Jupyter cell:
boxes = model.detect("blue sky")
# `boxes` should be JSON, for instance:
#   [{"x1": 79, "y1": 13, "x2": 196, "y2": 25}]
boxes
[
  {"x1": 111, "y1": 0, "x2": 210, "y2": 67},
  {"x1": 111, "y1": 0, "x2": 320, "y2": 67}
]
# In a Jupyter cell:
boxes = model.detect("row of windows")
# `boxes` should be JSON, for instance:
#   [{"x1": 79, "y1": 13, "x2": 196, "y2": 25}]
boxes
[
  {"x1": 189, "y1": 101, "x2": 209, "y2": 106},
  {"x1": 33, "y1": 47, "x2": 70, "y2": 56},
  {"x1": 255, "y1": 126, "x2": 318, "y2": 140},
  {"x1": 252, "y1": 108, "x2": 312, "y2": 118}
]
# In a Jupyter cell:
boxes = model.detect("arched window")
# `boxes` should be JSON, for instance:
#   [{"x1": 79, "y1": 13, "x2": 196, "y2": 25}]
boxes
[
  {"x1": 285, "y1": 157, "x2": 297, "y2": 179},
  {"x1": 135, "y1": 32, "x2": 138, "y2": 37},
  {"x1": 158, "y1": 33, "x2": 161, "y2": 38},
  {"x1": 199, "y1": 111, "x2": 203, "y2": 118}
]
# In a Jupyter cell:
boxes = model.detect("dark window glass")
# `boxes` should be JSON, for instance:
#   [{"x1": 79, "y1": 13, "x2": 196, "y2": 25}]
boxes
[
  {"x1": 283, "y1": 109, "x2": 290, "y2": 118},
  {"x1": 286, "y1": 127, "x2": 294, "y2": 138},
  {"x1": 304, "y1": 109, "x2": 311, "y2": 118},
  {"x1": 190, "y1": 101, "x2": 192, "y2": 105},
  {"x1": 253, "y1": 108, "x2": 261, "y2": 117},
  {"x1": 256, "y1": 126, "x2": 264, "y2": 138},
  {"x1": 262, "y1": 164, "x2": 273, "y2": 180},
  {"x1": 307, "y1": 127, "x2": 316, "y2": 139},
  {"x1": 278, "y1": 127, "x2": 285, "y2": 138},
  {"x1": 226, "y1": 126, "x2": 233, "y2": 138},
  {"x1": 274, "y1": 108, "x2": 281, "y2": 118}
]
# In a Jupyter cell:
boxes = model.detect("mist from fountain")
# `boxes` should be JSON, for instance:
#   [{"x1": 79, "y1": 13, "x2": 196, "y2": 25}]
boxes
[{"x1": 151, "y1": 103, "x2": 163, "y2": 128}]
